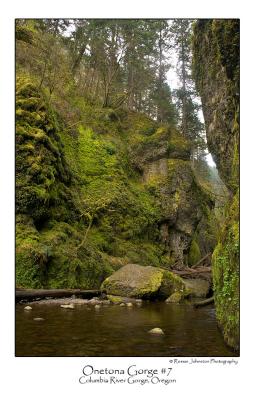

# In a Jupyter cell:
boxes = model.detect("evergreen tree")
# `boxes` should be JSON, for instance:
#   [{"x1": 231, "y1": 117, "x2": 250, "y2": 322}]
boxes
[
  {"x1": 151, "y1": 20, "x2": 177, "y2": 124},
  {"x1": 170, "y1": 19, "x2": 204, "y2": 143}
]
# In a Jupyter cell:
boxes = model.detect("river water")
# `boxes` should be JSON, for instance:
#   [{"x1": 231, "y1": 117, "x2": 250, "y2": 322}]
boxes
[{"x1": 16, "y1": 302, "x2": 236, "y2": 357}]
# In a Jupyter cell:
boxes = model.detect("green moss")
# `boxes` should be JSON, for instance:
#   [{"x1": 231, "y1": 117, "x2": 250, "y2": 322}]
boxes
[
  {"x1": 159, "y1": 270, "x2": 185, "y2": 297},
  {"x1": 15, "y1": 67, "x2": 214, "y2": 293},
  {"x1": 165, "y1": 291, "x2": 183, "y2": 303},
  {"x1": 101, "y1": 265, "x2": 185, "y2": 299},
  {"x1": 192, "y1": 20, "x2": 239, "y2": 193},
  {"x1": 123, "y1": 111, "x2": 157, "y2": 140},
  {"x1": 16, "y1": 76, "x2": 73, "y2": 223},
  {"x1": 167, "y1": 159, "x2": 190, "y2": 178},
  {"x1": 188, "y1": 239, "x2": 201, "y2": 266},
  {"x1": 231, "y1": 138, "x2": 239, "y2": 191},
  {"x1": 15, "y1": 75, "x2": 166, "y2": 289},
  {"x1": 107, "y1": 295, "x2": 124, "y2": 304},
  {"x1": 212, "y1": 192, "x2": 239, "y2": 349},
  {"x1": 193, "y1": 21, "x2": 239, "y2": 349},
  {"x1": 101, "y1": 270, "x2": 163, "y2": 298},
  {"x1": 168, "y1": 130, "x2": 191, "y2": 159}
]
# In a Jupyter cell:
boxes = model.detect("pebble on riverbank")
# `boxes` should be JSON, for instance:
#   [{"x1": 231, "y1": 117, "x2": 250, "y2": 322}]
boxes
[
  {"x1": 60, "y1": 304, "x2": 75, "y2": 309},
  {"x1": 148, "y1": 328, "x2": 164, "y2": 335},
  {"x1": 24, "y1": 306, "x2": 32, "y2": 311},
  {"x1": 33, "y1": 317, "x2": 44, "y2": 321}
]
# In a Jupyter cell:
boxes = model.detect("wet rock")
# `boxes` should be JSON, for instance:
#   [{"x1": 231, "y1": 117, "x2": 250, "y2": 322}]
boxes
[
  {"x1": 33, "y1": 317, "x2": 44, "y2": 321},
  {"x1": 28, "y1": 298, "x2": 89, "y2": 305},
  {"x1": 120, "y1": 303, "x2": 125, "y2": 307},
  {"x1": 183, "y1": 279, "x2": 210, "y2": 298},
  {"x1": 107, "y1": 295, "x2": 124, "y2": 305},
  {"x1": 72, "y1": 299, "x2": 89, "y2": 305},
  {"x1": 95, "y1": 304, "x2": 101, "y2": 310},
  {"x1": 60, "y1": 304, "x2": 75, "y2": 309},
  {"x1": 126, "y1": 303, "x2": 133, "y2": 307},
  {"x1": 165, "y1": 291, "x2": 183, "y2": 303},
  {"x1": 24, "y1": 305, "x2": 32, "y2": 310},
  {"x1": 148, "y1": 328, "x2": 164, "y2": 335},
  {"x1": 101, "y1": 264, "x2": 184, "y2": 299},
  {"x1": 88, "y1": 298, "x2": 101, "y2": 305}
]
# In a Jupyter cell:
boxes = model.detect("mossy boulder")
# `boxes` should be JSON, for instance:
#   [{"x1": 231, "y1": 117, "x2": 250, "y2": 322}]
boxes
[
  {"x1": 101, "y1": 264, "x2": 184, "y2": 299},
  {"x1": 165, "y1": 291, "x2": 184, "y2": 303},
  {"x1": 183, "y1": 279, "x2": 211, "y2": 298},
  {"x1": 107, "y1": 295, "x2": 126, "y2": 304}
]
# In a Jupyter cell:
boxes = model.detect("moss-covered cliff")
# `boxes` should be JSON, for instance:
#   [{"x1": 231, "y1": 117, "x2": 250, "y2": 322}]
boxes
[
  {"x1": 16, "y1": 74, "x2": 213, "y2": 289},
  {"x1": 15, "y1": 21, "x2": 216, "y2": 297},
  {"x1": 193, "y1": 19, "x2": 240, "y2": 350},
  {"x1": 193, "y1": 20, "x2": 239, "y2": 192}
]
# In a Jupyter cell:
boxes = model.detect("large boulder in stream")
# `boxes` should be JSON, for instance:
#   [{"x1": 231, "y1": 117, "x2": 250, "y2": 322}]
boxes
[
  {"x1": 183, "y1": 279, "x2": 211, "y2": 298},
  {"x1": 101, "y1": 264, "x2": 184, "y2": 299}
]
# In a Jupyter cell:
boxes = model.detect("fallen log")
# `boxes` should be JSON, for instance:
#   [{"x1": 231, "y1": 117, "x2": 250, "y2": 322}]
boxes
[
  {"x1": 191, "y1": 253, "x2": 211, "y2": 269},
  {"x1": 16, "y1": 288, "x2": 102, "y2": 302},
  {"x1": 172, "y1": 267, "x2": 211, "y2": 276},
  {"x1": 193, "y1": 296, "x2": 214, "y2": 308}
]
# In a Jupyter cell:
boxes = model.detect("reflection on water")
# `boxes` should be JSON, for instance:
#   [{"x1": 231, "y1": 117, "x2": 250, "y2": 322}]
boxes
[{"x1": 16, "y1": 302, "x2": 236, "y2": 357}]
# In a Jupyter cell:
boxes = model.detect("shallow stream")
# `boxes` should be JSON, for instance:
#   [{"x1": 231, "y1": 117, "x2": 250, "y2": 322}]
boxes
[{"x1": 16, "y1": 302, "x2": 236, "y2": 357}]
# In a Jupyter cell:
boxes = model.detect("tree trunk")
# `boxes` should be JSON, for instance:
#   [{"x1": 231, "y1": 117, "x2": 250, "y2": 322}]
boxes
[
  {"x1": 157, "y1": 27, "x2": 163, "y2": 122},
  {"x1": 181, "y1": 37, "x2": 188, "y2": 136},
  {"x1": 191, "y1": 253, "x2": 211, "y2": 269},
  {"x1": 72, "y1": 43, "x2": 87, "y2": 74},
  {"x1": 16, "y1": 289, "x2": 102, "y2": 302}
]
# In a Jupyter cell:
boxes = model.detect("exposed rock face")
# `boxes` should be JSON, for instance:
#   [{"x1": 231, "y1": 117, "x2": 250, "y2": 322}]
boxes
[
  {"x1": 193, "y1": 19, "x2": 239, "y2": 350},
  {"x1": 143, "y1": 158, "x2": 168, "y2": 183},
  {"x1": 131, "y1": 126, "x2": 213, "y2": 267},
  {"x1": 101, "y1": 264, "x2": 184, "y2": 299},
  {"x1": 193, "y1": 19, "x2": 239, "y2": 192}
]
